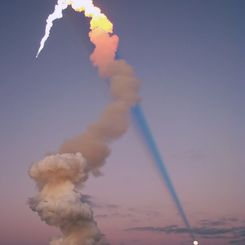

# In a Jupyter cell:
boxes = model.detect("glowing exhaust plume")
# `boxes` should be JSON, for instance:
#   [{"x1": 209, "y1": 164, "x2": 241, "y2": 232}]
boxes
[
  {"x1": 31, "y1": 0, "x2": 139, "y2": 244},
  {"x1": 36, "y1": 0, "x2": 113, "y2": 58}
]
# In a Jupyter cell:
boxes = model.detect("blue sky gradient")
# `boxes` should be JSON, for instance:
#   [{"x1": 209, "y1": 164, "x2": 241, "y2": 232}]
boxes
[{"x1": 0, "y1": 1, "x2": 244, "y2": 244}]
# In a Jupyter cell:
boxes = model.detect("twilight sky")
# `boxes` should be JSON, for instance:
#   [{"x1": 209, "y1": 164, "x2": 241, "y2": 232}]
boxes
[{"x1": 0, "y1": 0, "x2": 244, "y2": 245}]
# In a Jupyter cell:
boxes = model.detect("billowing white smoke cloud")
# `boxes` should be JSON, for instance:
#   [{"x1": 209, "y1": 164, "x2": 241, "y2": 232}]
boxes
[
  {"x1": 30, "y1": 1, "x2": 140, "y2": 244},
  {"x1": 29, "y1": 153, "x2": 108, "y2": 245}
]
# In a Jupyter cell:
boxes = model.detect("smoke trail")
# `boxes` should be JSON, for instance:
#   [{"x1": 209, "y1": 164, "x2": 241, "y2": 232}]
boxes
[
  {"x1": 36, "y1": 0, "x2": 68, "y2": 57},
  {"x1": 32, "y1": 1, "x2": 196, "y2": 244},
  {"x1": 30, "y1": 1, "x2": 140, "y2": 244},
  {"x1": 131, "y1": 104, "x2": 195, "y2": 241}
]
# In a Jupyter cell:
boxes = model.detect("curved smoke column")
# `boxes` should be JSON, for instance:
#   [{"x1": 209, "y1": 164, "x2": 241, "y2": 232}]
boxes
[
  {"x1": 31, "y1": 1, "x2": 196, "y2": 244},
  {"x1": 30, "y1": 0, "x2": 140, "y2": 244}
]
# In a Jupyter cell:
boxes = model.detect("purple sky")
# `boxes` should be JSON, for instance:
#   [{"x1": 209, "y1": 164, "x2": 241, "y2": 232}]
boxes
[{"x1": 0, "y1": 0, "x2": 244, "y2": 244}]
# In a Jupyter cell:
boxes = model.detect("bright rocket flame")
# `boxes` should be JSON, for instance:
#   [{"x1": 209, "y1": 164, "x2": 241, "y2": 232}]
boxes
[
  {"x1": 193, "y1": 240, "x2": 199, "y2": 245},
  {"x1": 68, "y1": 0, "x2": 113, "y2": 32},
  {"x1": 36, "y1": 0, "x2": 113, "y2": 57}
]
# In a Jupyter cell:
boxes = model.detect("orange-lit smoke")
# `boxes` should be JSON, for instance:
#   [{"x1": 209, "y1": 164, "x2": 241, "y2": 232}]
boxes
[{"x1": 30, "y1": 0, "x2": 140, "y2": 244}]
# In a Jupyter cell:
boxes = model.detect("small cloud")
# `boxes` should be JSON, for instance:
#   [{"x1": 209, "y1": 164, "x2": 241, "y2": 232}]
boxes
[
  {"x1": 228, "y1": 218, "x2": 239, "y2": 223},
  {"x1": 126, "y1": 223, "x2": 245, "y2": 243},
  {"x1": 105, "y1": 204, "x2": 119, "y2": 209},
  {"x1": 126, "y1": 225, "x2": 235, "y2": 235},
  {"x1": 95, "y1": 214, "x2": 109, "y2": 219},
  {"x1": 80, "y1": 194, "x2": 94, "y2": 206},
  {"x1": 127, "y1": 207, "x2": 163, "y2": 218},
  {"x1": 229, "y1": 238, "x2": 245, "y2": 244},
  {"x1": 200, "y1": 219, "x2": 227, "y2": 227},
  {"x1": 80, "y1": 194, "x2": 120, "y2": 210},
  {"x1": 200, "y1": 217, "x2": 241, "y2": 227}
]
